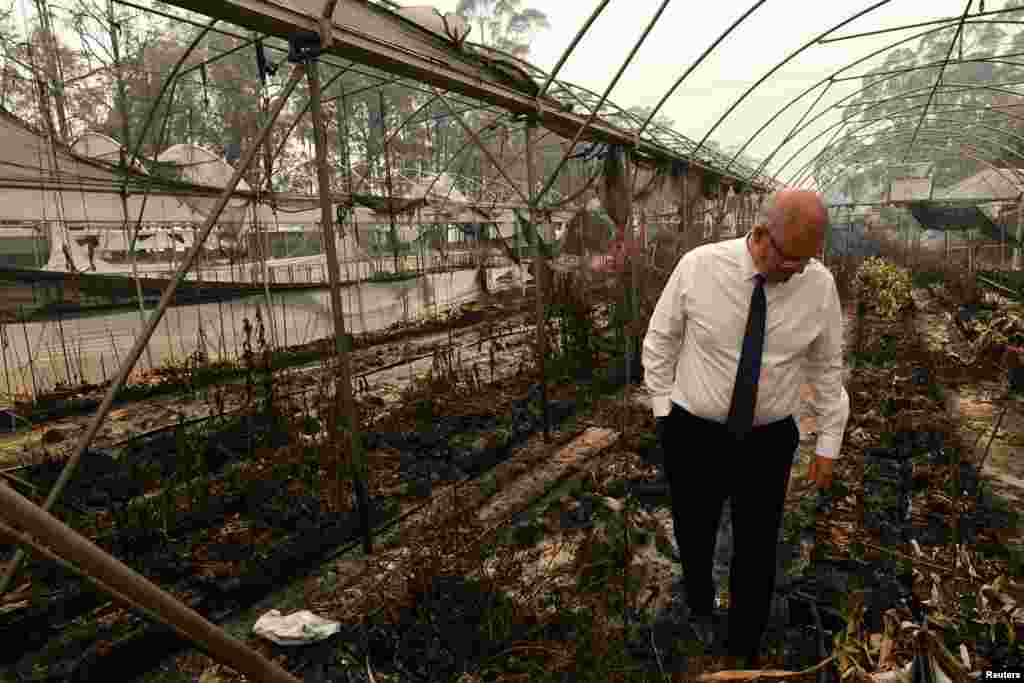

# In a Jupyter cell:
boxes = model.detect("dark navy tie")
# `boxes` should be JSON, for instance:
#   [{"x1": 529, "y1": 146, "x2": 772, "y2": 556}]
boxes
[{"x1": 727, "y1": 273, "x2": 767, "y2": 440}]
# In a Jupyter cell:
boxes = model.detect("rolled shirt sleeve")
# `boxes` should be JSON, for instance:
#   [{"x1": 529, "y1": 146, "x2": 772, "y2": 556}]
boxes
[
  {"x1": 643, "y1": 253, "x2": 692, "y2": 418},
  {"x1": 804, "y1": 277, "x2": 850, "y2": 459}
]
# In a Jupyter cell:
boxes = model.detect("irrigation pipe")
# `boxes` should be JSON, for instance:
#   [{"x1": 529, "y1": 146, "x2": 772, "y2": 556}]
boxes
[{"x1": 0, "y1": 64, "x2": 306, "y2": 598}]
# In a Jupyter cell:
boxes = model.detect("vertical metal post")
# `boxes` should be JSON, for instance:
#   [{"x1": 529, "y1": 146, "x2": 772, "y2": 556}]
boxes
[
  {"x1": 56, "y1": 312, "x2": 73, "y2": 386},
  {"x1": 1, "y1": 325, "x2": 11, "y2": 402},
  {"x1": 19, "y1": 308, "x2": 37, "y2": 403},
  {"x1": 0, "y1": 65, "x2": 306, "y2": 598},
  {"x1": 379, "y1": 90, "x2": 400, "y2": 275},
  {"x1": 306, "y1": 59, "x2": 371, "y2": 553},
  {"x1": 1002, "y1": 214, "x2": 1007, "y2": 270},
  {"x1": 969, "y1": 229, "x2": 974, "y2": 275},
  {"x1": 1016, "y1": 195, "x2": 1023, "y2": 271},
  {"x1": 525, "y1": 121, "x2": 550, "y2": 442},
  {"x1": 628, "y1": 185, "x2": 640, "y2": 438},
  {"x1": 109, "y1": 0, "x2": 153, "y2": 371}
]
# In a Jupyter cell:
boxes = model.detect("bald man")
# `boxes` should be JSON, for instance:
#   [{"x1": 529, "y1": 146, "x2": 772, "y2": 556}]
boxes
[{"x1": 642, "y1": 189, "x2": 850, "y2": 666}]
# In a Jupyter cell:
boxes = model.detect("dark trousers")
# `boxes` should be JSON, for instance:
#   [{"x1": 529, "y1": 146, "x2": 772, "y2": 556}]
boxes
[{"x1": 660, "y1": 401, "x2": 799, "y2": 659}]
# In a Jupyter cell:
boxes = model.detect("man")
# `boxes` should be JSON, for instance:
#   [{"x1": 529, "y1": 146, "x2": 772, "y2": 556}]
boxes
[{"x1": 641, "y1": 189, "x2": 850, "y2": 666}]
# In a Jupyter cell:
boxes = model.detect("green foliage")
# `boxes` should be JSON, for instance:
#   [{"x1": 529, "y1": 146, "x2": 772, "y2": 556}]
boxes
[
  {"x1": 854, "y1": 257, "x2": 914, "y2": 320},
  {"x1": 480, "y1": 476, "x2": 498, "y2": 499},
  {"x1": 510, "y1": 521, "x2": 545, "y2": 548}
]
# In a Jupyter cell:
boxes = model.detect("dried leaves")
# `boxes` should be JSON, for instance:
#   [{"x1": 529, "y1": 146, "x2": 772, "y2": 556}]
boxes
[{"x1": 959, "y1": 306, "x2": 1024, "y2": 361}]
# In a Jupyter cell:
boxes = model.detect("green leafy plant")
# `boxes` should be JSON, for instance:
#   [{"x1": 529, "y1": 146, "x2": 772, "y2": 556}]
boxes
[{"x1": 854, "y1": 257, "x2": 915, "y2": 320}]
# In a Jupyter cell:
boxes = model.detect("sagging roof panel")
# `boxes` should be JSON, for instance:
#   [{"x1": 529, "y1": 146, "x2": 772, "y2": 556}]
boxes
[{"x1": 907, "y1": 202, "x2": 1018, "y2": 246}]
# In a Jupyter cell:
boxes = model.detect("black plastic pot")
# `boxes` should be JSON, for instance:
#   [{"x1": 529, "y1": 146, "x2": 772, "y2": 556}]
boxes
[{"x1": 1009, "y1": 366, "x2": 1024, "y2": 394}]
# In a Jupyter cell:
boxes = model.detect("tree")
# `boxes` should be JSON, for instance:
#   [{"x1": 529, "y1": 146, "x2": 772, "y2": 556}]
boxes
[
  {"x1": 625, "y1": 104, "x2": 675, "y2": 131},
  {"x1": 455, "y1": 0, "x2": 550, "y2": 59},
  {"x1": 823, "y1": 7, "x2": 1024, "y2": 193}
]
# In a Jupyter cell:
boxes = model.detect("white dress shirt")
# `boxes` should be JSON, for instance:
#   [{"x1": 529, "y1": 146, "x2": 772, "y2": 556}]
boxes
[{"x1": 642, "y1": 235, "x2": 850, "y2": 459}]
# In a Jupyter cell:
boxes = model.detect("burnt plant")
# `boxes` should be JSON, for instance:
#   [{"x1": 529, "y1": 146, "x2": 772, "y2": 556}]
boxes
[
  {"x1": 548, "y1": 271, "x2": 599, "y2": 380},
  {"x1": 254, "y1": 308, "x2": 276, "y2": 417},
  {"x1": 174, "y1": 417, "x2": 191, "y2": 516},
  {"x1": 241, "y1": 317, "x2": 255, "y2": 408},
  {"x1": 192, "y1": 445, "x2": 209, "y2": 514},
  {"x1": 158, "y1": 474, "x2": 175, "y2": 540},
  {"x1": 829, "y1": 254, "x2": 859, "y2": 306}
]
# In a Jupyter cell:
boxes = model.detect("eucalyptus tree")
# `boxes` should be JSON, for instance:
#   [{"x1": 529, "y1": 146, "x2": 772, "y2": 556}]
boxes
[
  {"x1": 823, "y1": 0, "x2": 1024, "y2": 194},
  {"x1": 454, "y1": 0, "x2": 550, "y2": 59}
]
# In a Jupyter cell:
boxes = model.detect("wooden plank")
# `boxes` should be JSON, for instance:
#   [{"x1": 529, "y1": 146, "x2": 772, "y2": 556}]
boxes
[{"x1": 477, "y1": 427, "x2": 620, "y2": 526}]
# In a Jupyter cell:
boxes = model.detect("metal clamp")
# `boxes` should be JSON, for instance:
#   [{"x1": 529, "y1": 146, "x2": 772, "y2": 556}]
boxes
[{"x1": 287, "y1": 31, "x2": 323, "y2": 64}]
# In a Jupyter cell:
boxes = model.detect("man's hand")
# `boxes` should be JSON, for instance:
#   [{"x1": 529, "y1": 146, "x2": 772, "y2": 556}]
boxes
[{"x1": 806, "y1": 455, "x2": 835, "y2": 490}]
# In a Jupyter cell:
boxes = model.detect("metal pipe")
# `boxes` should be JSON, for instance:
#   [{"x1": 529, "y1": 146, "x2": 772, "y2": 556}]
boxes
[
  {"x1": 726, "y1": 79, "x2": 832, "y2": 177},
  {"x1": 808, "y1": 142, "x2": 1013, "y2": 193},
  {"x1": 901, "y1": 1, "x2": 975, "y2": 163},
  {"x1": 838, "y1": 100, "x2": 1024, "y2": 131},
  {"x1": 1017, "y1": 194, "x2": 1023, "y2": 270},
  {"x1": 693, "y1": 0, "x2": 893, "y2": 160},
  {"x1": 786, "y1": 117, "x2": 1024, "y2": 188},
  {"x1": 156, "y1": 0, "x2": 770, "y2": 190},
  {"x1": 770, "y1": 66, "x2": 1015, "y2": 181},
  {"x1": 0, "y1": 65, "x2": 304, "y2": 598},
  {"x1": 824, "y1": 113, "x2": 1024, "y2": 156},
  {"x1": 834, "y1": 78, "x2": 1024, "y2": 111},
  {"x1": 641, "y1": 0, "x2": 768, "y2": 139},
  {"x1": 525, "y1": 120, "x2": 549, "y2": 442},
  {"x1": 831, "y1": 47, "x2": 1024, "y2": 84},
  {"x1": 820, "y1": 7, "x2": 1021, "y2": 44},
  {"x1": 0, "y1": 483, "x2": 301, "y2": 683},
  {"x1": 349, "y1": 93, "x2": 441, "y2": 197},
  {"x1": 306, "y1": 57, "x2": 371, "y2": 553},
  {"x1": 538, "y1": 0, "x2": 611, "y2": 99},
  {"x1": 795, "y1": 126, "x2": 1024, "y2": 190},
  {"x1": 124, "y1": 18, "x2": 217, "y2": 172},
  {"x1": 533, "y1": 0, "x2": 674, "y2": 208},
  {"x1": 434, "y1": 91, "x2": 531, "y2": 206},
  {"x1": 178, "y1": 37, "x2": 259, "y2": 78},
  {"x1": 739, "y1": 19, "x2": 1024, "y2": 180}
]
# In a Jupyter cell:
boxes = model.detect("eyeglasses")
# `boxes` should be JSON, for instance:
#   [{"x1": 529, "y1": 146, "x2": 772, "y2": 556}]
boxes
[{"x1": 766, "y1": 230, "x2": 810, "y2": 267}]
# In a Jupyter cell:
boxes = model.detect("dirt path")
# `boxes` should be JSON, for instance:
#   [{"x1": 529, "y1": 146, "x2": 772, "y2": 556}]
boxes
[{"x1": 912, "y1": 288, "x2": 1024, "y2": 512}]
